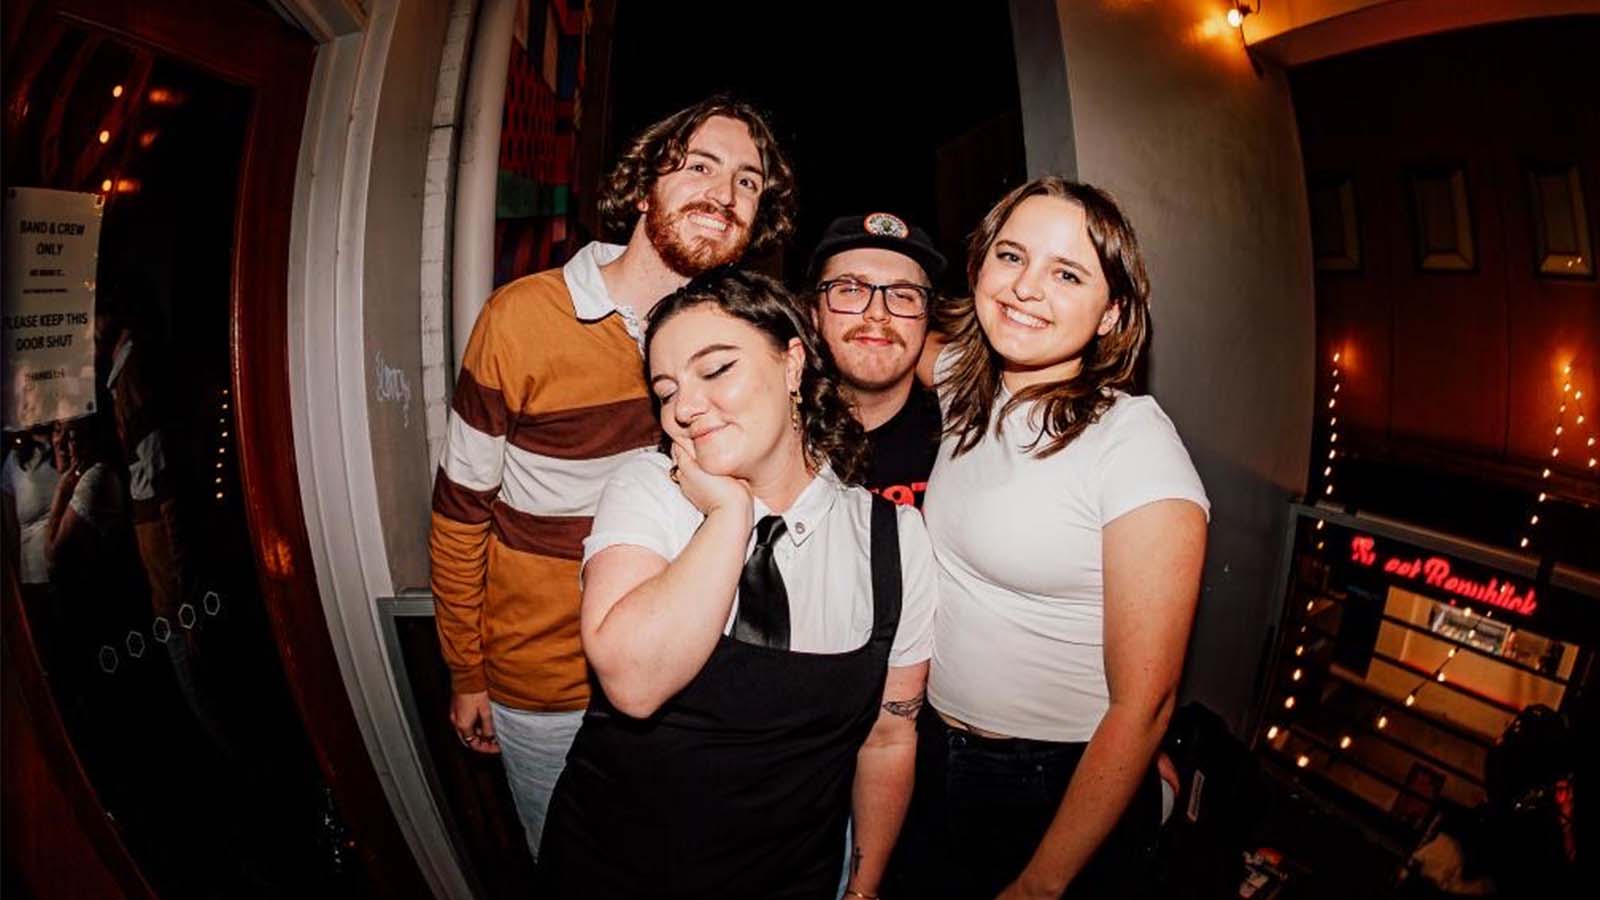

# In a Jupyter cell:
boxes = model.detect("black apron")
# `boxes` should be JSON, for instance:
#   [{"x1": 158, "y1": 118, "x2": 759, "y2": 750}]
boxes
[{"x1": 542, "y1": 496, "x2": 903, "y2": 899}]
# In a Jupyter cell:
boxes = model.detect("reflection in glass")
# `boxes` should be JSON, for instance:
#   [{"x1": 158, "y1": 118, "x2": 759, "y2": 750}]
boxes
[{"x1": 3, "y1": 23, "x2": 368, "y2": 898}]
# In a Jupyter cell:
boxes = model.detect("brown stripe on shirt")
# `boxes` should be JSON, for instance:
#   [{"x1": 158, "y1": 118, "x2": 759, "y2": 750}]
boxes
[
  {"x1": 491, "y1": 502, "x2": 593, "y2": 560},
  {"x1": 452, "y1": 369, "x2": 510, "y2": 437},
  {"x1": 432, "y1": 469, "x2": 500, "y2": 524},
  {"x1": 509, "y1": 395, "x2": 659, "y2": 460}
]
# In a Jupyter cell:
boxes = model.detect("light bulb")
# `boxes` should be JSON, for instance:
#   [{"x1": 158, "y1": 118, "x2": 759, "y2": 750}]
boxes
[
  {"x1": 1404, "y1": 693, "x2": 1416, "y2": 707},
  {"x1": 1296, "y1": 754, "x2": 1310, "y2": 768},
  {"x1": 1267, "y1": 725, "x2": 1279, "y2": 740},
  {"x1": 1376, "y1": 715, "x2": 1388, "y2": 729},
  {"x1": 1339, "y1": 736, "x2": 1352, "y2": 750},
  {"x1": 1226, "y1": 6, "x2": 1244, "y2": 28}
]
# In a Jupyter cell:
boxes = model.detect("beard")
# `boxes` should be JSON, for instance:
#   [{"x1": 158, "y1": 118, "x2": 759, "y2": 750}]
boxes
[{"x1": 644, "y1": 199, "x2": 752, "y2": 277}]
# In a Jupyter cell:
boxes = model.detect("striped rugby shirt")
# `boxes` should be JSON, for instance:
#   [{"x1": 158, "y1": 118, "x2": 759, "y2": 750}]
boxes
[{"x1": 430, "y1": 242, "x2": 659, "y2": 710}]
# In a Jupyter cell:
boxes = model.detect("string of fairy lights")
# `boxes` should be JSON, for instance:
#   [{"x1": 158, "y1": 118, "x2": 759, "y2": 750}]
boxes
[
  {"x1": 1521, "y1": 362, "x2": 1595, "y2": 550},
  {"x1": 1287, "y1": 349, "x2": 1344, "y2": 766},
  {"x1": 1311, "y1": 349, "x2": 1343, "y2": 553},
  {"x1": 214, "y1": 387, "x2": 230, "y2": 503}
]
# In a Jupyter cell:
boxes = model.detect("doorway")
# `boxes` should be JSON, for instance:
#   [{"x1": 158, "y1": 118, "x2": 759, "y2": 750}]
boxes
[{"x1": 2, "y1": 1, "x2": 386, "y2": 896}]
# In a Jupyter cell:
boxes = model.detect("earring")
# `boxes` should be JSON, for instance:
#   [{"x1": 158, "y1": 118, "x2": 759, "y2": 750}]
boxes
[{"x1": 790, "y1": 388, "x2": 802, "y2": 432}]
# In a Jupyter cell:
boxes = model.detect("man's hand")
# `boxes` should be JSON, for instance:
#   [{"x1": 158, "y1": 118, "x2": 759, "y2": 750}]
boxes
[{"x1": 449, "y1": 690, "x2": 500, "y2": 755}]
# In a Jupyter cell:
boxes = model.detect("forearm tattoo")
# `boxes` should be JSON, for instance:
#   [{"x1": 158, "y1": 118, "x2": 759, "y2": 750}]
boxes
[
  {"x1": 882, "y1": 693, "x2": 924, "y2": 720},
  {"x1": 851, "y1": 844, "x2": 863, "y2": 875}
]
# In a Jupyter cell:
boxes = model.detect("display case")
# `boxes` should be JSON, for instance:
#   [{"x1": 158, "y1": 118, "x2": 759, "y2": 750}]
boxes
[{"x1": 1254, "y1": 504, "x2": 1599, "y2": 834}]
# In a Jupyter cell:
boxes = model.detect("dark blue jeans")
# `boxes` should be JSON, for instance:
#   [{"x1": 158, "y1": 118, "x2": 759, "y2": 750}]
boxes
[{"x1": 885, "y1": 706, "x2": 1160, "y2": 899}]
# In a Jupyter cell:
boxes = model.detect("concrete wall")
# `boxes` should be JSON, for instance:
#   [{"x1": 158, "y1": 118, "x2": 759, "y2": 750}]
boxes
[
  {"x1": 1019, "y1": 0, "x2": 1316, "y2": 731},
  {"x1": 361, "y1": 0, "x2": 450, "y2": 591}
]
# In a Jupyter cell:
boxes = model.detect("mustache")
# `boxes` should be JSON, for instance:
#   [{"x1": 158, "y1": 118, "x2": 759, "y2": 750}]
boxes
[
  {"x1": 673, "y1": 200, "x2": 746, "y2": 230},
  {"x1": 842, "y1": 324, "x2": 904, "y2": 346}
]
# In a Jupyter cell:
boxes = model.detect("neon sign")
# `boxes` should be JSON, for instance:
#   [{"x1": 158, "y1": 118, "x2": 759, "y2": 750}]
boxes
[{"x1": 1349, "y1": 535, "x2": 1537, "y2": 616}]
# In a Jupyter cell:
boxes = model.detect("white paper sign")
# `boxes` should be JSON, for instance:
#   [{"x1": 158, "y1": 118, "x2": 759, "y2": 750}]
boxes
[{"x1": 3, "y1": 187, "x2": 103, "y2": 429}]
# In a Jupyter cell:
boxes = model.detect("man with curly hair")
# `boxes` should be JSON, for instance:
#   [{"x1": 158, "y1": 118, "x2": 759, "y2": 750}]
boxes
[{"x1": 429, "y1": 95, "x2": 795, "y2": 863}]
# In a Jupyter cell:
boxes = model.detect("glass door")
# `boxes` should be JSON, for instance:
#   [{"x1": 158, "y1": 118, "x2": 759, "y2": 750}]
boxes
[{"x1": 2, "y1": 3, "x2": 376, "y2": 896}]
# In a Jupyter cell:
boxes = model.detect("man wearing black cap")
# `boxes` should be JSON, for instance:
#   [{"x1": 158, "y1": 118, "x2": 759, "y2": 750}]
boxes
[{"x1": 809, "y1": 213, "x2": 946, "y2": 509}]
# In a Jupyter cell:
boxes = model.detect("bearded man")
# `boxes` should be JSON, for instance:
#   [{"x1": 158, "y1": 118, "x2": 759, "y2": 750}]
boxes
[{"x1": 429, "y1": 95, "x2": 795, "y2": 861}]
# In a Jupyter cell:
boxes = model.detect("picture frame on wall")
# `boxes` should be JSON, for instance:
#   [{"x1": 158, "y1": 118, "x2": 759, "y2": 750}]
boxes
[
  {"x1": 1526, "y1": 163, "x2": 1594, "y2": 279},
  {"x1": 1310, "y1": 174, "x2": 1361, "y2": 272},
  {"x1": 1408, "y1": 166, "x2": 1476, "y2": 272}
]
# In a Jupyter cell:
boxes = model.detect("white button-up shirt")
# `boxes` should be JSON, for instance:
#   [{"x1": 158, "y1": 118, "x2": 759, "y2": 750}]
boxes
[{"x1": 584, "y1": 452, "x2": 935, "y2": 667}]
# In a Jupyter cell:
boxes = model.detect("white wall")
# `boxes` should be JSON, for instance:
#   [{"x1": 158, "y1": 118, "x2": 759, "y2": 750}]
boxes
[
  {"x1": 286, "y1": 0, "x2": 476, "y2": 894},
  {"x1": 1018, "y1": 0, "x2": 1316, "y2": 731}
]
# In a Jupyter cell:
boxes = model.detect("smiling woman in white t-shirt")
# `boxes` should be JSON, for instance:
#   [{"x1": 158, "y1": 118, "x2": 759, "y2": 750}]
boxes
[{"x1": 890, "y1": 178, "x2": 1209, "y2": 900}]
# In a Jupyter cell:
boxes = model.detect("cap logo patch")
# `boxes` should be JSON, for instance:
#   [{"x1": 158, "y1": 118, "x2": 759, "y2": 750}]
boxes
[{"x1": 863, "y1": 212, "x2": 908, "y2": 238}]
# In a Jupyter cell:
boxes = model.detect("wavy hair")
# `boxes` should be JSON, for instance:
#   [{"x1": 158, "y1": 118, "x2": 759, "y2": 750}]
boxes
[
  {"x1": 644, "y1": 267, "x2": 867, "y2": 484},
  {"x1": 939, "y1": 177, "x2": 1151, "y2": 458},
  {"x1": 599, "y1": 95, "x2": 797, "y2": 255}
]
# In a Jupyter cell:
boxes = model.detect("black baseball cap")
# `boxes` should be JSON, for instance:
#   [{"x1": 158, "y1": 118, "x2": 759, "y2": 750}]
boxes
[{"x1": 806, "y1": 212, "x2": 947, "y2": 284}]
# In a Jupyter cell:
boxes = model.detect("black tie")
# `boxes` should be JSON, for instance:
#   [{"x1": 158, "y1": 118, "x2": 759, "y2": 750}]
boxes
[{"x1": 733, "y1": 515, "x2": 791, "y2": 649}]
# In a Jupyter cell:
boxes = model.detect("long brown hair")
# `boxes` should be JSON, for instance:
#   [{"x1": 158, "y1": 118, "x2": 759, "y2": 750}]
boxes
[
  {"x1": 598, "y1": 95, "x2": 797, "y2": 255},
  {"x1": 644, "y1": 267, "x2": 868, "y2": 484},
  {"x1": 939, "y1": 177, "x2": 1151, "y2": 458}
]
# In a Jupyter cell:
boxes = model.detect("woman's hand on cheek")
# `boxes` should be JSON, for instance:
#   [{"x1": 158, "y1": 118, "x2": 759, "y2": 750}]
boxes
[{"x1": 671, "y1": 442, "x2": 751, "y2": 519}]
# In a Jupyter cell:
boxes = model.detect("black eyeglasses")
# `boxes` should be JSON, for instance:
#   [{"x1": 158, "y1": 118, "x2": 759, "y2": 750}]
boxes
[{"x1": 816, "y1": 278, "x2": 932, "y2": 318}]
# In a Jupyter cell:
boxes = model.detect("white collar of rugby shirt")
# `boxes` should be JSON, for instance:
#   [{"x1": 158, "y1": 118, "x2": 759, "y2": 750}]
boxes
[{"x1": 561, "y1": 240, "x2": 642, "y2": 349}]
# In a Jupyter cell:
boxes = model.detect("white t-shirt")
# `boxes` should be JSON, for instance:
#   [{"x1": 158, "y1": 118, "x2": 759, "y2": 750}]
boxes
[
  {"x1": 583, "y1": 452, "x2": 936, "y2": 668},
  {"x1": 924, "y1": 386, "x2": 1209, "y2": 742},
  {"x1": 69, "y1": 463, "x2": 129, "y2": 539},
  {"x1": 2, "y1": 448, "x2": 59, "y2": 584}
]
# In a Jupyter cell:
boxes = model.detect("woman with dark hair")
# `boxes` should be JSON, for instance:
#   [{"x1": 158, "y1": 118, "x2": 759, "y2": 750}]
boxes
[
  {"x1": 893, "y1": 178, "x2": 1209, "y2": 899},
  {"x1": 540, "y1": 267, "x2": 935, "y2": 899}
]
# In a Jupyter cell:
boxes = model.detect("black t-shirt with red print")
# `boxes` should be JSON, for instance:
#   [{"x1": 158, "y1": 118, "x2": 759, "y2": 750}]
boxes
[{"x1": 863, "y1": 382, "x2": 942, "y2": 509}]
